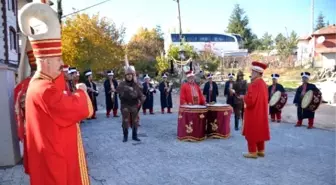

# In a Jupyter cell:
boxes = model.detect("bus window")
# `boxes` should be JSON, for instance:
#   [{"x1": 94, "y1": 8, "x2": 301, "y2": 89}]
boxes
[
  {"x1": 212, "y1": 35, "x2": 225, "y2": 42},
  {"x1": 224, "y1": 35, "x2": 235, "y2": 42},
  {"x1": 185, "y1": 34, "x2": 198, "y2": 42},
  {"x1": 198, "y1": 34, "x2": 211, "y2": 42},
  {"x1": 171, "y1": 34, "x2": 180, "y2": 42},
  {"x1": 233, "y1": 34, "x2": 243, "y2": 42}
]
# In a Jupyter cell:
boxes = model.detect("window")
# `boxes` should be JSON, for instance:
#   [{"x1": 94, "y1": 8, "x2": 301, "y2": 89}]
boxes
[
  {"x1": 7, "y1": 0, "x2": 15, "y2": 12},
  {"x1": 171, "y1": 34, "x2": 236, "y2": 43},
  {"x1": 9, "y1": 27, "x2": 17, "y2": 51},
  {"x1": 210, "y1": 34, "x2": 235, "y2": 42},
  {"x1": 171, "y1": 34, "x2": 180, "y2": 42},
  {"x1": 233, "y1": 34, "x2": 243, "y2": 42},
  {"x1": 185, "y1": 34, "x2": 198, "y2": 42},
  {"x1": 198, "y1": 34, "x2": 211, "y2": 42},
  {"x1": 212, "y1": 35, "x2": 225, "y2": 42}
]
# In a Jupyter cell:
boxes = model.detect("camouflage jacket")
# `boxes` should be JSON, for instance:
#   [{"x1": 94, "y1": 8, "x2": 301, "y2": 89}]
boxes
[
  {"x1": 116, "y1": 80, "x2": 146, "y2": 106},
  {"x1": 232, "y1": 80, "x2": 248, "y2": 104}
]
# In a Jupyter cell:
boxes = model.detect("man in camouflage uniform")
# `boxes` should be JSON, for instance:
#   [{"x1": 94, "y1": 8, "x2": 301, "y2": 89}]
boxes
[
  {"x1": 232, "y1": 71, "x2": 248, "y2": 131},
  {"x1": 117, "y1": 66, "x2": 146, "y2": 142}
]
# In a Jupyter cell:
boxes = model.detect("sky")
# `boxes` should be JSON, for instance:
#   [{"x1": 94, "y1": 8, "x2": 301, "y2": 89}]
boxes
[{"x1": 54, "y1": 0, "x2": 336, "y2": 42}]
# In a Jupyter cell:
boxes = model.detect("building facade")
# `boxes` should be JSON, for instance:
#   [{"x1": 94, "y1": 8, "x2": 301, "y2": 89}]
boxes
[
  {"x1": 296, "y1": 25, "x2": 336, "y2": 69},
  {"x1": 0, "y1": 0, "x2": 20, "y2": 66}
]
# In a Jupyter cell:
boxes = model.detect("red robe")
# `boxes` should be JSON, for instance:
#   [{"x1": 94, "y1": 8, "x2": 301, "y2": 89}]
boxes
[
  {"x1": 242, "y1": 78, "x2": 270, "y2": 142},
  {"x1": 25, "y1": 72, "x2": 93, "y2": 185},
  {"x1": 180, "y1": 82, "x2": 205, "y2": 105},
  {"x1": 14, "y1": 77, "x2": 32, "y2": 174}
]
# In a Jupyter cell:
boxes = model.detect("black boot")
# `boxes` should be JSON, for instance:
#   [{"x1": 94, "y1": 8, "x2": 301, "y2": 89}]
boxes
[
  {"x1": 123, "y1": 128, "x2": 128, "y2": 142},
  {"x1": 132, "y1": 127, "x2": 141, "y2": 141},
  {"x1": 234, "y1": 116, "x2": 239, "y2": 131}
]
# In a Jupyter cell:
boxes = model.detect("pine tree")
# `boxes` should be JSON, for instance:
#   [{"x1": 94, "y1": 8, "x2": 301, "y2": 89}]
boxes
[
  {"x1": 259, "y1": 32, "x2": 273, "y2": 50},
  {"x1": 315, "y1": 12, "x2": 326, "y2": 31},
  {"x1": 226, "y1": 4, "x2": 258, "y2": 52}
]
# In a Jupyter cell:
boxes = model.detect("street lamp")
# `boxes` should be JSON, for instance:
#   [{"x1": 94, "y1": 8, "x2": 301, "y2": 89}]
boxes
[
  {"x1": 178, "y1": 48, "x2": 186, "y2": 84},
  {"x1": 170, "y1": 47, "x2": 192, "y2": 84},
  {"x1": 179, "y1": 48, "x2": 186, "y2": 61}
]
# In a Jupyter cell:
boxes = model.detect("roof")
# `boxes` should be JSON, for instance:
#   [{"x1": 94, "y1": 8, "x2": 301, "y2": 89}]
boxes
[
  {"x1": 298, "y1": 35, "x2": 311, "y2": 41},
  {"x1": 315, "y1": 48, "x2": 336, "y2": 54},
  {"x1": 313, "y1": 25, "x2": 336, "y2": 36}
]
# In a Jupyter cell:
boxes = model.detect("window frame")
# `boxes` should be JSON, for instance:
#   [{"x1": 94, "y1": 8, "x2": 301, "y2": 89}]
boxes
[{"x1": 9, "y1": 27, "x2": 17, "y2": 51}]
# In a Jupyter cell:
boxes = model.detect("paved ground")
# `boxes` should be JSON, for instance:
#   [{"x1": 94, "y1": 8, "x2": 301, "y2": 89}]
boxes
[{"x1": 1, "y1": 89, "x2": 335, "y2": 185}]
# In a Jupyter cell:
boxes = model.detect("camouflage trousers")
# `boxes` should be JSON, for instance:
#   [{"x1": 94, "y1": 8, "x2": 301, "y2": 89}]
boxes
[
  {"x1": 121, "y1": 105, "x2": 139, "y2": 129},
  {"x1": 233, "y1": 101, "x2": 244, "y2": 119}
]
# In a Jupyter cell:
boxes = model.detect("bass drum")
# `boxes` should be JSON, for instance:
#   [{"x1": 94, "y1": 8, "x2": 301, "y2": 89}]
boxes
[
  {"x1": 269, "y1": 91, "x2": 287, "y2": 110},
  {"x1": 301, "y1": 90, "x2": 322, "y2": 111}
]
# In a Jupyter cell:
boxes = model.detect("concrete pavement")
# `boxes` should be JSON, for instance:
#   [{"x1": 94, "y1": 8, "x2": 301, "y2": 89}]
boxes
[{"x1": 0, "y1": 90, "x2": 335, "y2": 185}]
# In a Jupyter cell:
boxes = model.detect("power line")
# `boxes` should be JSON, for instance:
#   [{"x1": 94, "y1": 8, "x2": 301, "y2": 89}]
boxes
[{"x1": 61, "y1": 0, "x2": 112, "y2": 18}]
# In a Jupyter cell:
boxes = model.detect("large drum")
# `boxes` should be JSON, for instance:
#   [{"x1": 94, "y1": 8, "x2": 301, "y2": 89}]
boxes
[
  {"x1": 206, "y1": 104, "x2": 233, "y2": 139},
  {"x1": 177, "y1": 105, "x2": 207, "y2": 142},
  {"x1": 301, "y1": 90, "x2": 322, "y2": 111},
  {"x1": 269, "y1": 91, "x2": 288, "y2": 110}
]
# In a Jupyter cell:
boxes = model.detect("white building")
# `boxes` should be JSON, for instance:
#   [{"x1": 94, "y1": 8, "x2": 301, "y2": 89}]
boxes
[
  {"x1": 296, "y1": 25, "x2": 336, "y2": 69},
  {"x1": 0, "y1": 0, "x2": 23, "y2": 66}
]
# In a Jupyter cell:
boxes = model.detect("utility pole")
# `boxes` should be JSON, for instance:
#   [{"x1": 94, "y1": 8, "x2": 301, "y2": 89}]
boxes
[
  {"x1": 57, "y1": 0, "x2": 63, "y2": 24},
  {"x1": 175, "y1": 0, "x2": 183, "y2": 43},
  {"x1": 311, "y1": 0, "x2": 315, "y2": 68},
  {"x1": 311, "y1": 0, "x2": 314, "y2": 33}
]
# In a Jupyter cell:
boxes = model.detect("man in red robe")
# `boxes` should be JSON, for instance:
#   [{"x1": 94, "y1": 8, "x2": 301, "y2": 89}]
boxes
[
  {"x1": 241, "y1": 61, "x2": 270, "y2": 159},
  {"x1": 19, "y1": 3, "x2": 92, "y2": 184},
  {"x1": 180, "y1": 70, "x2": 205, "y2": 105},
  {"x1": 14, "y1": 42, "x2": 37, "y2": 175}
]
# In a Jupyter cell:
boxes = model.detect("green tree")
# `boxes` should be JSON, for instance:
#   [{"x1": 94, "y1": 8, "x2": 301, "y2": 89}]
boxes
[
  {"x1": 167, "y1": 42, "x2": 197, "y2": 61},
  {"x1": 127, "y1": 27, "x2": 164, "y2": 62},
  {"x1": 62, "y1": 13, "x2": 125, "y2": 76},
  {"x1": 127, "y1": 27, "x2": 165, "y2": 76},
  {"x1": 258, "y1": 32, "x2": 274, "y2": 50},
  {"x1": 226, "y1": 4, "x2": 257, "y2": 52},
  {"x1": 315, "y1": 12, "x2": 326, "y2": 31},
  {"x1": 274, "y1": 31, "x2": 298, "y2": 65},
  {"x1": 196, "y1": 45, "x2": 219, "y2": 73}
]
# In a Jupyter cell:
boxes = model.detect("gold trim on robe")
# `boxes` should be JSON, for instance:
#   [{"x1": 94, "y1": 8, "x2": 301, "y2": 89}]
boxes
[{"x1": 77, "y1": 124, "x2": 90, "y2": 185}]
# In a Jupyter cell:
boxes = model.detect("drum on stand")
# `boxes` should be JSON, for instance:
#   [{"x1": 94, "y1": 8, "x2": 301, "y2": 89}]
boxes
[
  {"x1": 206, "y1": 103, "x2": 233, "y2": 139},
  {"x1": 269, "y1": 91, "x2": 288, "y2": 110},
  {"x1": 177, "y1": 105, "x2": 207, "y2": 142},
  {"x1": 301, "y1": 90, "x2": 322, "y2": 111}
]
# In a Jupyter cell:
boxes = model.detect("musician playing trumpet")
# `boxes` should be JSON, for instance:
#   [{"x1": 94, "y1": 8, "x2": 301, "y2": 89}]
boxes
[
  {"x1": 85, "y1": 69, "x2": 99, "y2": 119},
  {"x1": 104, "y1": 70, "x2": 119, "y2": 117},
  {"x1": 203, "y1": 73, "x2": 219, "y2": 103},
  {"x1": 268, "y1": 74, "x2": 285, "y2": 122},
  {"x1": 142, "y1": 74, "x2": 156, "y2": 114},
  {"x1": 159, "y1": 73, "x2": 173, "y2": 114},
  {"x1": 224, "y1": 73, "x2": 235, "y2": 106},
  {"x1": 293, "y1": 72, "x2": 320, "y2": 129}
]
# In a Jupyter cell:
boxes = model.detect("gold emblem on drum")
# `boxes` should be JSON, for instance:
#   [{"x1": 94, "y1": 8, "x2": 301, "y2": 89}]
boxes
[
  {"x1": 280, "y1": 96, "x2": 286, "y2": 103},
  {"x1": 223, "y1": 111, "x2": 228, "y2": 115},
  {"x1": 199, "y1": 114, "x2": 205, "y2": 119},
  {"x1": 178, "y1": 114, "x2": 182, "y2": 119},
  {"x1": 210, "y1": 119, "x2": 218, "y2": 131},
  {"x1": 313, "y1": 96, "x2": 320, "y2": 103},
  {"x1": 185, "y1": 121, "x2": 193, "y2": 134}
]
